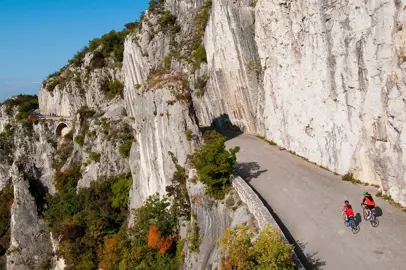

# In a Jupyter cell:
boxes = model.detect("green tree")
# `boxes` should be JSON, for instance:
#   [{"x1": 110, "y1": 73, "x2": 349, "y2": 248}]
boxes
[
  {"x1": 251, "y1": 226, "x2": 295, "y2": 270},
  {"x1": 190, "y1": 130, "x2": 240, "y2": 199},
  {"x1": 218, "y1": 225, "x2": 255, "y2": 269},
  {"x1": 218, "y1": 225, "x2": 294, "y2": 270},
  {"x1": 132, "y1": 194, "x2": 177, "y2": 241},
  {"x1": 111, "y1": 177, "x2": 133, "y2": 209}
]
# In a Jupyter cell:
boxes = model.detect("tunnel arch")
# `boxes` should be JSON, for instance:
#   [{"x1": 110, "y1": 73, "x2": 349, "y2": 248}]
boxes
[{"x1": 55, "y1": 122, "x2": 70, "y2": 137}]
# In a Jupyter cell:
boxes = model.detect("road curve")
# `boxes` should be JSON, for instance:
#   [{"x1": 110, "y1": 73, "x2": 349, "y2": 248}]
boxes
[{"x1": 225, "y1": 132, "x2": 406, "y2": 270}]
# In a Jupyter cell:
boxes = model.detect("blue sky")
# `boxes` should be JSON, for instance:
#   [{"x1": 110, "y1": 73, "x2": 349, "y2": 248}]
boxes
[{"x1": 0, "y1": 0, "x2": 149, "y2": 102}]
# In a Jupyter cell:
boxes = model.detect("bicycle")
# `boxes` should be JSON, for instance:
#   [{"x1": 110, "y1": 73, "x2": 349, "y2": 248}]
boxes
[
  {"x1": 342, "y1": 212, "x2": 360, "y2": 234},
  {"x1": 361, "y1": 203, "x2": 379, "y2": 227}
]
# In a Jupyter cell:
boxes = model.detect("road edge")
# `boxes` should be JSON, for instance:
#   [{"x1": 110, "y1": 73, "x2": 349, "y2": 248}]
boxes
[{"x1": 231, "y1": 174, "x2": 305, "y2": 269}]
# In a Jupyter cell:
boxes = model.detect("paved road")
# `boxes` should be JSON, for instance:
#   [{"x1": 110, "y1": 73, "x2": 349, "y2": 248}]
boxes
[{"x1": 225, "y1": 132, "x2": 406, "y2": 270}]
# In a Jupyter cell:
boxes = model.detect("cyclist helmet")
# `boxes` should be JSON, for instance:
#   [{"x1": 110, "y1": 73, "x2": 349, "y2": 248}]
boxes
[
  {"x1": 344, "y1": 200, "x2": 349, "y2": 204},
  {"x1": 363, "y1": 191, "x2": 368, "y2": 195}
]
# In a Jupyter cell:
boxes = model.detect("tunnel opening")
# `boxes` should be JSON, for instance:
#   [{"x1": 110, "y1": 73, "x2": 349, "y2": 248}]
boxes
[{"x1": 56, "y1": 123, "x2": 69, "y2": 138}]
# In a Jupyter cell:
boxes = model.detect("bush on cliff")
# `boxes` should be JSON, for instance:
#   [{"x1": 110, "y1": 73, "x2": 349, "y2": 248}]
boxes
[
  {"x1": 190, "y1": 130, "x2": 240, "y2": 199},
  {"x1": 119, "y1": 139, "x2": 135, "y2": 159},
  {"x1": 218, "y1": 225, "x2": 295, "y2": 270},
  {"x1": 2, "y1": 94, "x2": 38, "y2": 120},
  {"x1": 43, "y1": 170, "x2": 133, "y2": 269},
  {"x1": 69, "y1": 29, "x2": 128, "y2": 68},
  {"x1": 99, "y1": 193, "x2": 185, "y2": 270}
]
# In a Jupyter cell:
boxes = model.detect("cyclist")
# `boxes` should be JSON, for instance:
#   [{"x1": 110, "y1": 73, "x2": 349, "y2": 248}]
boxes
[
  {"x1": 361, "y1": 191, "x2": 376, "y2": 219},
  {"x1": 341, "y1": 200, "x2": 353, "y2": 222}
]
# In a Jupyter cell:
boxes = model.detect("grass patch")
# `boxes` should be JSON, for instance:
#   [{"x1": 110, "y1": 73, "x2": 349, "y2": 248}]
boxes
[
  {"x1": 341, "y1": 173, "x2": 362, "y2": 185},
  {"x1": 256, "y1": 135, "x2": 277, "y2": 146}
]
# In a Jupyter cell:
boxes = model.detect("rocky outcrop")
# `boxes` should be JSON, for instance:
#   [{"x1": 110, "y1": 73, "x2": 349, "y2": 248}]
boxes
[
  {"x1": 39, "y1": 51, "x2": 122, "y2": 117},
  {"x1": 5, "y1": 0, "x2": 406, "y2": 268},
  {"x1": 184, "y1": 177, "x2": 256, "y2": 270},
  {"x1": 7, "y1": 172, "x2": 52, "y2": 270},
  {"x1": 181, "y1": 0, "x2": 406, "y2": 205},
  {"x1": 124, "y1": 52, "x2": 200, "y2": 209}
]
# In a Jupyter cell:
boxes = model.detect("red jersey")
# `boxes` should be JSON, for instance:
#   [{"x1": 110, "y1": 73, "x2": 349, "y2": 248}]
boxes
[{"x1": 346, "y1": 208, "x2": 354, "y2": 217}]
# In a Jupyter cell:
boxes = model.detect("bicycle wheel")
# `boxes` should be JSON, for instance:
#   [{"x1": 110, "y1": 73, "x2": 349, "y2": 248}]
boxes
[
  {"x1": 370, "y1": 218, "x2": 379, "y2": 228},
  {"x1": 351, "y1": 224, "x2": 360, "y2": 234}
]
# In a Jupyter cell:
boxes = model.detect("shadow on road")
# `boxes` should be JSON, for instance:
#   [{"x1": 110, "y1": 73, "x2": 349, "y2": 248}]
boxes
[
  {"x1": 297, "y1": 241, "x2": 327, "y2": 270},
  {"x1": 375, "y1": 206, "x2": 383, "y2": 217},
  {"x1": 243, "y1": 180, "x2": 327, "y2": 270},
  {"x1": 234, "y1": 162, "x2": 268, "y2": 182}
]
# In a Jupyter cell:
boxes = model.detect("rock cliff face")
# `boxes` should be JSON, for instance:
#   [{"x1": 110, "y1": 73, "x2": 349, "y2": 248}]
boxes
[
  {"x1": 3, "y1": 0, "x2": 406, "y2": 268},
  {"x1": 184, "y1": 0, "x2": 406, "y2": 205},
  {"x1": 39, "y1": 49, "x2": 123, "y2": 117}
]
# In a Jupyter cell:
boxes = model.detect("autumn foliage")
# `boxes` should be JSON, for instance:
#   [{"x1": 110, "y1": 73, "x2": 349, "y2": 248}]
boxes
[
  {"x1": 147, "y1": 225, "x2": 173, "y2": 254},
  {"x1": 99, "y1": 235, "x2": 119, "y2": 270}
]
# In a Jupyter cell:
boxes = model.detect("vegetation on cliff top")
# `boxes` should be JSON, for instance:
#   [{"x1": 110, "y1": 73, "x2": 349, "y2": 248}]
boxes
[{"x1": 2, "y1": 95, "x2": 39, "y2": 120}]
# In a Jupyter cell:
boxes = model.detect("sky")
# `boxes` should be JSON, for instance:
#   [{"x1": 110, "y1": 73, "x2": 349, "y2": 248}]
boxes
[{"x1": 0, "y1": 0, "x2": 149, "y2": 102}]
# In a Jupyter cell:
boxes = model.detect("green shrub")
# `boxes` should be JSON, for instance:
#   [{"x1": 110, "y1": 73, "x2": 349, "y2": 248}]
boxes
[
  {"x1": 77, "y1": 106, "x2": 96, "y2": 119},
  {"x1": 2, "y1": 94, "x2": 38, "y2": 120},
  {"x1": 158, "y1": 11, "x2": 177, "y2": 30},
  {"x1": 88, "y1": 152, "x2": 100, "y2": 163},
  {"x1": 111, "y1": 176, "x2": 133, "y2": 209},
  {"x1": 148, "y1": 0, "x2": 165, "y2": 14},
  {"x1": 101, "y1": 80, "x2": 124, "y2": 100},
  {"x1": 185, "y1": 129, "x2": 193, "y2": 141},
  {"x1": 189, "y1": 212, "x2": 201, "y2": 252},
  {"x1": 74, "y1": 135, "x2": 85, "y2": 147},
  {"x1": 165, "y1": 153, "x2": 190, "y2": 220},
  {"x1": 125, "y1": 22, "x2": 140, "y2": 31},
  {"x1": 119, "y1": 139, "x2": 135, "y2": 158},
  {"x1": 132, "y1": 194, "x2": 178, "y2": 239},
  {"x1": 43, "y1": 171, "x2": 131, "y2": 269},
  {"x1": 194, "y1": 44, "x2": 207, "y2": 69},
  {"x1": 167, "y1": 100, "x2": 176, "y2": 105},
  {"x1": 218, "y1": 225, "x2": 294, "y2": 270},
  {"x1": 89, "y1": 51, "x2": 105, "y2": 69},
  {"x1": 249, "y1": 0, "x2": 257, "y2": 7},
  {"x1": 256, "y1": 135, "x2": 277, "y2": 146},
  {"x1": 190, "y1": 130, "x2": 240, "y2": 199},
  {"x1": 342, "y1": 173, "x2": 362, "y2": 184},
  {"x1": 68, "y1": 29, "x2": 128, "y2": 69},
  {"x1": 100, "y1": 194, "x2": 185, "y2": 269}
]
